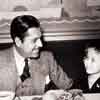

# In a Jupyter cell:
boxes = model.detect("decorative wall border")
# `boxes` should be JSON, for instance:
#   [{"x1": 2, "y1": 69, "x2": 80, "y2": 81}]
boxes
[{"x1": 0, "y1": 11, "x2": 100, "y2": 43}]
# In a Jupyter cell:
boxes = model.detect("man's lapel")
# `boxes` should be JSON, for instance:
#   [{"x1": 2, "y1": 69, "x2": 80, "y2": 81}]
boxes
[
  {"x1": 29, "y1": 58, "x2": 46, "y2": 94},
  {"x1": 0, "y1": 46, "x2": 18, "y2": 91},
  {"x1": 91, "y1": 78, "x2": 100, "y2": 93}
]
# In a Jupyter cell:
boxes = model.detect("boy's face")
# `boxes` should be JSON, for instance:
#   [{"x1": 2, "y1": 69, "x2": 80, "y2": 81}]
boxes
[
  {"x1": 15, "y1": 27, "x2": 43, "y2": 58},
  {"x1": 83, "y1": 47, "x2": 100, "y2": 74}
]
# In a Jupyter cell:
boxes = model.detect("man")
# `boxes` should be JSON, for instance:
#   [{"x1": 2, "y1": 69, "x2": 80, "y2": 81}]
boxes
[
  {"x1": 0, "y1": 15, "x2": 73, "y2": 98},
  {"x1": 82, "y1": 41, "x2": 100, "y2": 93}
]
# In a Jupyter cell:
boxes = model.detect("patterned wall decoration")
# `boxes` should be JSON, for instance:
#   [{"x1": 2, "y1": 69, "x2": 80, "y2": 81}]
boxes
[
  {"x1": 0, "y1": 0, "x2": 62, "y2": 43},
  {"x1": 0, "y1": 0, "x2": 61, "y2": 11}
]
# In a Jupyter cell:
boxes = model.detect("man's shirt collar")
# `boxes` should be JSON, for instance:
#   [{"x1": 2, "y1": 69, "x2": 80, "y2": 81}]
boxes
[{"x1": 13, "y1": 46, "x2": 25, "y2": 76}]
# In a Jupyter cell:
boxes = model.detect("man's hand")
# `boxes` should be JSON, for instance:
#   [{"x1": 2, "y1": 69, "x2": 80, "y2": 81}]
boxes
[{"x1": 16, "y1": 78, "x2": 33, "y2": 96}]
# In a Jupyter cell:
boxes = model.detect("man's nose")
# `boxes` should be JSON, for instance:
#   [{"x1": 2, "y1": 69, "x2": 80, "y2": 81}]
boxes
[{"x1": 36, "y1": 39, "x2": 43, "y2": 47}]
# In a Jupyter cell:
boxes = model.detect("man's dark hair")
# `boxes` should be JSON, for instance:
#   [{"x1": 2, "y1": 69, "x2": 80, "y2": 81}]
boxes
[
  {"x1": 10, "y1": 15, "x2": 40, "y2": 42},
  {"x1": 85, "y1": 39, "x2": 100, "y2": 51},
  {"x1": 83, "y1": 39, "x2": 100, "y2": 58}
]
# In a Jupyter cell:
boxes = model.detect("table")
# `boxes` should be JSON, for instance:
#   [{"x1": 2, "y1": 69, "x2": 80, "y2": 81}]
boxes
[
  {"x1": 15, "y1": 93, "x2": 100, "y2": 100},
  {"x1": 83, "y1": 93, "x2": 100, "y2": 100}
]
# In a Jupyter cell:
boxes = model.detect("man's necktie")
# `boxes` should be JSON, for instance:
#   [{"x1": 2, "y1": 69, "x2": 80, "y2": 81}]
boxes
[{"x1": 20, "y1": 58, "x2": 30, "y2": 82}]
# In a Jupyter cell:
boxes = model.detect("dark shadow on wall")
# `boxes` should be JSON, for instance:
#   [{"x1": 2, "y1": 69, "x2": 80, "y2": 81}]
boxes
[
  {"x1": 43, "y1": 39, "x2": 100, "y2": 80},
  {"x1": 0, "y1": 43, "x2": 13, "y2": 50}
]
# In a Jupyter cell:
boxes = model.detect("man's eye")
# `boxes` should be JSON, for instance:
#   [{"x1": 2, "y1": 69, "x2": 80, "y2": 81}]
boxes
[{"x1": 32, "y1": 39, "x2": 37, "y2": 43}]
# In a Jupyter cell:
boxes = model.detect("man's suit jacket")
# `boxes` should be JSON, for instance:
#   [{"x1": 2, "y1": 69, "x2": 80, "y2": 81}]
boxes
[
  {"x1": 88, "y1": 77, "x2": 100, "y2": 93},
  {"x1": 73, "y1": 75, "x2": 100, "y2": 93},
  {"x1": 0, "y1": 46, "x2": 73, "y2": 96}
]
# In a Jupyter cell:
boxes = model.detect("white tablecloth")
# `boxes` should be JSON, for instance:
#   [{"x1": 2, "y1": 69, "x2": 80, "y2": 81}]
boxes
[
  {"x1": 83, "y1": 93, "x2": 100, "y2": 100},
  {"x1": 15, "y1": 94, "x2": 100, "y2": 100}
]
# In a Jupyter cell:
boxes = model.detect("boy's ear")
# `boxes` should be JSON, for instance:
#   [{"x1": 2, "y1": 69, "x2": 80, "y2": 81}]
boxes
[{"x1": 15, "y1": 37, "x2": 22, "y2": 47}]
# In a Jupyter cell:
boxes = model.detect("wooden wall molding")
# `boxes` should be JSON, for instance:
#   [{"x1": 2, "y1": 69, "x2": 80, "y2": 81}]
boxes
[{"x1": 0, "y1": 16, "x2": 100, "y2": 43}]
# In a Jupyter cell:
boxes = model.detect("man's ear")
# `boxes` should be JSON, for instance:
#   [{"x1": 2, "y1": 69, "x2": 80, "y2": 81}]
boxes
[{"x1": 15, "y1": 37, "x2": 22, "y2": 47}]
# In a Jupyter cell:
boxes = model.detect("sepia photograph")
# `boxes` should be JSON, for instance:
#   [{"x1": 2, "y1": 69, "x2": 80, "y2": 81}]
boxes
[{"x1": 0, "y1": 0, "x2": 100, "y2": 100}]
